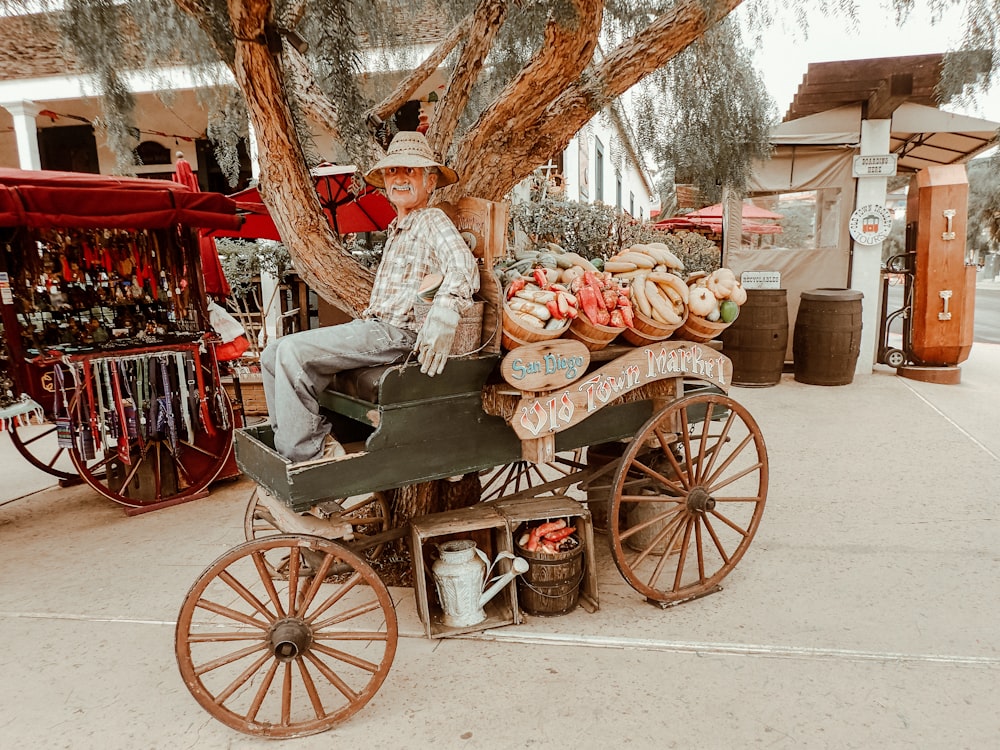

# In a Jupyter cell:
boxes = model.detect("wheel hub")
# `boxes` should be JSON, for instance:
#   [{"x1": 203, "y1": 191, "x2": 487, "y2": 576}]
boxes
[
  {"x1": 687, "y1": 486, "x2": 716, "y2": 512},
  {"x1": 268, "y1": 618, "x2": 313, "y2": 661}
]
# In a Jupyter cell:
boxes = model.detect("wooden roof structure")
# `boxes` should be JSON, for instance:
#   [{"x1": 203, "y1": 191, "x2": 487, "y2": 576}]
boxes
[
  {"x1": 783, "y1": 54, "x2": 946, "y2": 122},
  {"x1": 782, "y1": 53, "x2": 998, "y2": 172}
]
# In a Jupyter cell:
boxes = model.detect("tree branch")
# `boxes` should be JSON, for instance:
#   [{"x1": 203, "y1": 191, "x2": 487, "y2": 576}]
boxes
[
  {"x1": 370, "y1": 12, "x2": 472, "y2": 129},
  {"x1": 591, "y1": 0, "x2": 745, "y2": 102},
  {"x1": 469, "y1": 0, "x2": 601, "y2": 141},
  {"x1": 450, "y1": 0, "x2": 747, "y2": 201},
  {"x1": 445, "y1": 0, "x2": 602, "y2": 200},
  {"x1": 282, "y1": 43, "x2": 343, "y2": 141},
  {"x1": 427, "y1": 0, "x2": 507, "y2": 159}
]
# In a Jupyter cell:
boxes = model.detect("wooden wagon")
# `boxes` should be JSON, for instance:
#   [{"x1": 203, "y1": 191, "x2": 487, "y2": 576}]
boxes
[{"x1": 174, "y1": 198, "x2": 769, "y2": 738}]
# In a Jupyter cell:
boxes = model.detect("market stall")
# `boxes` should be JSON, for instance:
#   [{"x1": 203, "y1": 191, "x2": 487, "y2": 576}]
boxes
[
  {"x1": 0, "y1": 167, "x2": 243, "y2": 510},
  {"x1": 174, "y1": 197, "x2": 770, "y2": 738}
]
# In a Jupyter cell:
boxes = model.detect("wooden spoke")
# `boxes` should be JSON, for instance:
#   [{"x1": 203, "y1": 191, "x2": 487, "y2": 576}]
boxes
[
  {"x1": 7, "y1": 421, "x2": 80, "y2": 481},
  {"x1": 608, "y1": 393, "x2": 768, "y2": 603},
  {"x1": 68, "y1": 379, "x2": 233, "y2": 508},
  {"x1": 479, "y1": 449, "x2": 583, "y2": 502},
  {"x1": 244, "y1": 489, "x2": 392, "y2": 563},
  {"x1": 175, "y1": 535, "x2": 397, "y2": 738}
]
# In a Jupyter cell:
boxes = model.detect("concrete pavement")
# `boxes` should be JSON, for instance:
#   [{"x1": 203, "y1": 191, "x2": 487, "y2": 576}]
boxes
[{"x1": 1, "y1": 343, "x2": 998, "y2": 749}]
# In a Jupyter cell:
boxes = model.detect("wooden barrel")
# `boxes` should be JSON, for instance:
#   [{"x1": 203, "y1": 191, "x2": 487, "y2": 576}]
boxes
[
  {"x1": 676, "y1": 313, "x2": 730, "y2": 343},
  {"x1": 621, "y1": 308, "x2": 686, "y2": 346},
  {"x1": 793, "y1": 288, "x2": 864, "y2": 385},
  {"x1": 565, "y1": 315, "x2": 622, "y2": 351},
  {"x1": 720, "y1": 289, "x2": 788, "y2": 387}
]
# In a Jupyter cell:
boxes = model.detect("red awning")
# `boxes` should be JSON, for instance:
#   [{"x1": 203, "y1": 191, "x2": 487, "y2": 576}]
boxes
[
  {"x1": 684, "y1": 202, "x2": 784, "y2": 220},
  {"x1": 0, "y1": 167, "x2": 242, "y2": 231},
  {"x1": 209, "y1": 164, "x2": 396, "y2": 240}
]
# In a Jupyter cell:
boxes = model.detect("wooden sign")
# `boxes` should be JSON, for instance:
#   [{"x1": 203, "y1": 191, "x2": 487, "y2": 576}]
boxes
[
  {"x1": 500, "y1": 339, "x2": 591, "y2": 390},
  {"x1": 510, "y1": 341, "x2": 732, "y2": 439}
]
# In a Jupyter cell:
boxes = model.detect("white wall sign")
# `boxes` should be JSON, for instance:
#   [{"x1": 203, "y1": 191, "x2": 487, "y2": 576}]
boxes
[
  {"x1": 849, "y1": 204, "x2": 894, "y2": 246},
  {"x1": 740, "y1": 271, "x2": 781, "y2": 289},
  {"x1": 852, "y1": 154, "x2": 898, "y2": 178}
]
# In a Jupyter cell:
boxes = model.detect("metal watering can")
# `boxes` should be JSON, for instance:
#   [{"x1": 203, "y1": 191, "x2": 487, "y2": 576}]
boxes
[{"x1": 432, "y1": 539, "x2": 529, "y2": 627}]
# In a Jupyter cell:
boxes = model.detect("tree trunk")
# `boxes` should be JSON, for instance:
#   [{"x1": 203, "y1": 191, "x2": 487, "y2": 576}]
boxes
[
  {"x1": 391, "y1": 474, "x2": 482, "y2": 529},
  {"x1": 228, "y1": 0, "x2": 374, "y2": 317}
]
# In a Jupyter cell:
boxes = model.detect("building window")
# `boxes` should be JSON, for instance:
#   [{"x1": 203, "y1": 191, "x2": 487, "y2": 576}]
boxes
[
  {"x1": 594, "y1": 136, "x2": 604, "y2": 203},
  {"x1": 629, "y1": 192, "x2": 635, "y2": 216},
  {"x1": 616, "y1": 171, "x2": 622, "y2": 210},
  {"x1": 135, "y1": 140, "x2": 172, "y2": 166}
]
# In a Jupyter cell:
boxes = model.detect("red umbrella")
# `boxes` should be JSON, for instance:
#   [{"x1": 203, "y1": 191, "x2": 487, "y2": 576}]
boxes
[
  {"x1": 173, "y1": 154, "x2": 231, "y2": 297},
  {"x1": 208, "y1": 164, "x2": 396, "y2": 241}
]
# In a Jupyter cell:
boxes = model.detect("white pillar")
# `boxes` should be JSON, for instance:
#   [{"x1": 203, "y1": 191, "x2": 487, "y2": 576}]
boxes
[
  {"x1": 852, "y1": 118, "x2": 891, "y2": 374},
  {"x1": 247, "y1": 119, "x2": 260, "y2": 180},
  {"x1": 259, "y1": 269, "x2": 281, "y2": 344},
  {"x1": 1, "y1": 100, "x2": 42, "y2": 170}
]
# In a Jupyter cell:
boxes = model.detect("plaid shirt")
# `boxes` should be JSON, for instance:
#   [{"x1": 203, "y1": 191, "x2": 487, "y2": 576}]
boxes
[{"x1": 364, "y1": 207, "x2": 479, "y2": 331}]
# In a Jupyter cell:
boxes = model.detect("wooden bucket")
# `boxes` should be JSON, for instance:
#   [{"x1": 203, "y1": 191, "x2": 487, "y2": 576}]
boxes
[
  {"x1": 676, "y1": 312, "x2": 730, "y2": 343},
  {"x1": 501, "y1": 299, "x2": 567, "y2": 351},
  {"x1": 793, "y1": 288, "x2": 863, "y2": 386},
  {"x1": 621, "y1": 308, "x2": 686, "y2": 346},
  {"x1": 720, "y1": 289, "x2": 788, "y2": 387},
  {"x1": 565, "y1": 314, "x2": 622, "y2": 351}
]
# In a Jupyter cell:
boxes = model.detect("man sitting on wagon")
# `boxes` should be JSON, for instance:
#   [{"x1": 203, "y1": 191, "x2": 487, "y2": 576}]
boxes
[{"x1": 261, "y1": 131, "x2": 479, "y2": 463}]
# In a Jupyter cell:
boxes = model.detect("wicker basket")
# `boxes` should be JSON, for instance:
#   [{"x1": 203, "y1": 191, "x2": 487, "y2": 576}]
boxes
[
  {"x1": 565, "y1": 314, "x2": 623, "y2": 351},
  {"x1": 413, "y1": 299, "x2": 485, "y2": 356},
  {"x1": 501, "y1": 298, "x2": 568, "y2": 351},
  {"x1": 622, "y1": 308, "x2": 687, "y2": 346},
  {"x1": 675, "y1": 313, "x2": 730, "y2": 343}
]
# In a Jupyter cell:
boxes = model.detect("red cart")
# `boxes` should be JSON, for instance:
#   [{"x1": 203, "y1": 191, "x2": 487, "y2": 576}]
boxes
[{"x1": 0, "y1": 167, "x2": 243, "y2": 510}]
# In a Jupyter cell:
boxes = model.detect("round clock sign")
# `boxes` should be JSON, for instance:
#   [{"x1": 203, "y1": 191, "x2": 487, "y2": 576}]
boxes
[{"x1": 849, "y1": 204, "x2": 893, "y2": 246}]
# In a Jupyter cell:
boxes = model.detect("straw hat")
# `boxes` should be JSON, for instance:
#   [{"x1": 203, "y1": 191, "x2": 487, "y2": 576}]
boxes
[{"x1": 364, "y1": 131, "x2": 459, "y2": 188}]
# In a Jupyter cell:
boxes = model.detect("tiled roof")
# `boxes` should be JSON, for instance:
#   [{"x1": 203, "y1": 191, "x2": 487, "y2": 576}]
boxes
[
  {"x1": 1, "y1": 5, "x2": 452, "y2": 84},
  {"x1": 0, "y1": 14, "x2": 80, "y2": 81}
]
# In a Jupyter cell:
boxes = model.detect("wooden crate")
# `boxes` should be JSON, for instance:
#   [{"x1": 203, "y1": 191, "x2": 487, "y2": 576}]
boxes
[
  {"x1": 409, "y1": 505, "x2": 520, "y2": 639},
  {"x1": 490, "y1": 495, "x2": 599, "y2": 614},
  {"x1": 223, "y1": 373, "x2": 269, "y2": 416}
]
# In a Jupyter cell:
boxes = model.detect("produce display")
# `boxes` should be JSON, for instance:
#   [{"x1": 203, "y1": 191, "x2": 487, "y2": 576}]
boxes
[
  {"x1": 605, "y1": 243, "x2": 690, "y2": 328},
  {"x1": 496, "y1": 238, "x2": 748, "y2": 350},
  {"x1": 516, "y1": 518, "x2": 579, "y2": 555},
  {"x1": 687, "y1": 267, "x2": 747, "y2": 323},
  {"x1": 504, "y1": 268, "x2": 576, "y2": 331}
]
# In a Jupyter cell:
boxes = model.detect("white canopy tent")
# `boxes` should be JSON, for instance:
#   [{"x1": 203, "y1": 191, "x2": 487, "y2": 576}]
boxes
[{"x1": 727, "y1": 101, "x2": 999, "y2": 363}]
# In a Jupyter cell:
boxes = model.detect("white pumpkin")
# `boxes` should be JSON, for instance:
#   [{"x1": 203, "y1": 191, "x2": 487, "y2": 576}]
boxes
[
  {"x1": 688, "y1": 286, "x2": 716, "y2": 317},
  {"x1": 729, "y1": 282, "x2": 748, "y2": 306}
]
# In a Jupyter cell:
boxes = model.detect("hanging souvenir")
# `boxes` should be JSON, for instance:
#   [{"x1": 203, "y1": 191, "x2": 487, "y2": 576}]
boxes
[{"x1": 53, "y1": 363, "x2": 75, "y2": 449}]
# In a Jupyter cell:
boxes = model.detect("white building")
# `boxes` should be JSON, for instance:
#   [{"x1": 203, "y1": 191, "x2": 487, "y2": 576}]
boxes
[{"x1": 0, "y1": 12, "x2": 657, "y2": 222}]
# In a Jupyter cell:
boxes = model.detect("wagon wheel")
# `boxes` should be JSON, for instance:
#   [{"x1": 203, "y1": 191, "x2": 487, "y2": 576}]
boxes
[
  {"x1": 480, "y1": 449, "x2": 584, "y2": 502},
  {"x1": 175, "y1": 535, "x2": 397, "y2": 738},
  {"x1": 244, "y1": 488, "x2": 392, "y2": 562},
  {"x1": 68, "y1": 390, "x2": 234, "y2": 508},
  {"x1": 608, "y1": 392, "x2": 768, "y2": 604},
  {"x1": 7, "y1": 420, "x2": 80, "y2": 481}
]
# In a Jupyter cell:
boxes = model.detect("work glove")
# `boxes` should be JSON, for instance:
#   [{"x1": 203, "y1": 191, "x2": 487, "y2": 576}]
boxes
[{"x1": 415, "y1": 304, "x2": 461, "y2": 377}]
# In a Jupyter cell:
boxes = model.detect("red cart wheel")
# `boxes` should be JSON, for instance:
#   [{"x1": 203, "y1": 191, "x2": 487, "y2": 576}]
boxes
[
  {"x1": 480, "y1": 449, "x2": 583, "y2": 501},
  {"x1": 68, "y1": 390, "x2": 234, "y2": 508},
  {"x1": 244, "y1": 488, "x2": 392, "y2": 561},
  {"x1": 175, "y1": 535, "x2": 397, "y2": 738},
  {"x1": 7, "y1": 420, "x2": 80, "y2": 481},
  {"x1": 608, "y1": 393, "x2": 768, "y2": 604}
]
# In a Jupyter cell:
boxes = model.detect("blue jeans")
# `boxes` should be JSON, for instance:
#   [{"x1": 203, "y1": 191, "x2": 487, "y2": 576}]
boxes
[{"x1": 261, "y1": 319, "x2": 417, "y2": 462}]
